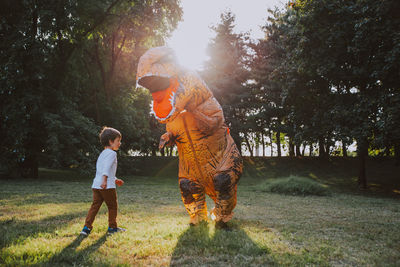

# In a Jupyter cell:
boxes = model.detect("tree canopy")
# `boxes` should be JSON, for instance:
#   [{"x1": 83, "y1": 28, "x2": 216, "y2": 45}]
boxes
[
  {"x1": 0, "y1": 0, "x2": 182, "y2": 177},
  {"x1": 1, "y1": 0, "x2": 399, "y2": 189},
  {"x1": 202, "y1": 0, "x2": 400, "y2": 188}
]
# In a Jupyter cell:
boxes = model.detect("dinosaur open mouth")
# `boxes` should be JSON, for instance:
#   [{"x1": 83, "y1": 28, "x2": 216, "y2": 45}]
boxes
[
  {"x1": 138, "y1": 76, "x2": 170, "y2": 93},
  {"x1": 149, "y1": 77, "x2": 179, "y2": 122},
  {"x1": 137, "y1": 75, "x2": 180, "y2": 122}
]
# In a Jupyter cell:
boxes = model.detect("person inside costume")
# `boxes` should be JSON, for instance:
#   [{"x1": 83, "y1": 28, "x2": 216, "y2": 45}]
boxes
[{"x1": 136, "y1": 46, "x2": 243, "y2": 229}]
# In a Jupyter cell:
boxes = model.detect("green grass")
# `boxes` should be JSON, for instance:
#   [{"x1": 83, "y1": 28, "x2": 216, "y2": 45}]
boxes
[{"x1": 1, "y1": 160, "x2": 400, "y2": 266}]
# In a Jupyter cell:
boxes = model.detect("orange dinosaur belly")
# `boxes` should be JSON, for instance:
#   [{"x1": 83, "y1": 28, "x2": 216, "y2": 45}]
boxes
[{"x1": 167, "y1": 111, "x2": 228, "y2": 195}]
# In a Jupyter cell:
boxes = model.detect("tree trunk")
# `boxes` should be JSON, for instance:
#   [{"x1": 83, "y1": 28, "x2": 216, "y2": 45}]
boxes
[
  {"x1": 269, "y1": 131, "x2": 273, "y2": 157},
  {"x1": 342, "y1": 140, "x2": 347, "y2": 157},
  {"x1": 255, "y1": 141, "x2": 259, "y2": 157},
  {"x1": 296, "y1": 144, "x2": 301, "y2": 157},
  {"x1": 276, "y1": 131, "x2": 281, "y2": 157},
  {"x1": 244, "y1": 135, "x2": 253, "y2": 157},
  {"x1": 309, "y1": 142, "x2": 313, "y2": 156},
  {"x1": 289, "y1": 137, "x2": 295, "y2": 157},
  {"x1": 384, "y1": 141, "x2": 391, "y2": 156},
  {"x1": 83, "y1": 58, "x2": 101, "y2": 122},
  {"x1": 357, "y1": 138, "x2": 368, "y2": 189},
  {"x1": 20, "y1": 154, "x2": 39, "y2": 179},
  {"x1": 395, "y1": 141, "x2": 400, "y2": 166},
  {"x1": 325, "y1": 144, "x2": 331, "y2": 157},
  {"x1": 301, "y1": 144, "x2": 305, "y2": 156},
  {"x1": 261, "y1": 133, "x2": 265, "y2": 157},
  {"x1": 318, "y1": 136, "x2": 325, "y2": 158}
]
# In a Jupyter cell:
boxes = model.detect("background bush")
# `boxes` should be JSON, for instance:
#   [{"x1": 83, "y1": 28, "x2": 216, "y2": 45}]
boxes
[{"x1": 258, "y1": 176, "x2": 330, "y2": 196}]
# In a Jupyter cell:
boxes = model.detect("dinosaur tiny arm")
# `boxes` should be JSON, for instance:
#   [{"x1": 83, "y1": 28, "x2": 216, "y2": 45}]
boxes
[{"x1": 159, "y1": 131, "x2": 174, "y2": 150}]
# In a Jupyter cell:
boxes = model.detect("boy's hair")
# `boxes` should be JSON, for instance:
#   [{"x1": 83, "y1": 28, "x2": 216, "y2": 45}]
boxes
[{"x1": 99, "y1": 127, "x2": 122, "y2": 147}]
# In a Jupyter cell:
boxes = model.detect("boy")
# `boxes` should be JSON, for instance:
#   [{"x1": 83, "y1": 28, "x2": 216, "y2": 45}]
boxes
[{"x1": 80, "y1": 127, "x2": 126, "y2": 236}]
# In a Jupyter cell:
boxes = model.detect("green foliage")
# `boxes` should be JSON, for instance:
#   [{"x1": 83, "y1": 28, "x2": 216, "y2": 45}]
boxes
[
  {"x1": 245, "y1": 0, "x2": 400, "y2": 183},
  {"x1": 250, "y1": 0, "x2": 400, "y2": 153},
  {"x1": 2, "y1": 0, "x2": 400, "y2": 182},
  {"x1": 0, "y1": 0, "x2": 182, "y2": 177},
  {"x1": 258, "y1": 176, "x2": 330, "y2": 196}
]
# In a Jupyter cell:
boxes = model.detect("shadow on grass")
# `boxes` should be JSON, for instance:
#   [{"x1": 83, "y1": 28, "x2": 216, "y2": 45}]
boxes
[
  {"x1": 170, "y1": 221, "x2": 273, "y2": 266},
  {"x1": 0, "y1": 211, "x2": 87, "y2": 250},
  {"x1": 39, "y1": 234, "x2": 108, "y2": 266}
]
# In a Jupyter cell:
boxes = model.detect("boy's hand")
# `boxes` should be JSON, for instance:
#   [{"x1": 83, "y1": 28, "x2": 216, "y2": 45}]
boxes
[
  {"x1": 101, "y1": 175, "x2": 107, "y2": 189},
  {"x1": 116, "y1": 179, "x2": 124, "y2": 186}
]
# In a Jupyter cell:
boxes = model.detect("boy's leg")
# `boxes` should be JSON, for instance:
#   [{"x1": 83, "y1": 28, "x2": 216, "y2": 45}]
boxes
[
  {"x1": 84, "y1": 189, "x2": 104, "y2": 229},
  {"x1": 179, "y1": 178, "x2": 208, "y2": 225},
  {"x1": 101, "y1": 189, "x2": 118, "y2": 228}
]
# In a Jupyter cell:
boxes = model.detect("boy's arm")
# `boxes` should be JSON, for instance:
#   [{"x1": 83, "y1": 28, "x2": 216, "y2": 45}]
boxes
[
  {"x1": 101, "y1": 175, "x2": 107, "y2": 189},
  {"x1": 100, "y1": 152, "x2": 117, "y2": 189}
]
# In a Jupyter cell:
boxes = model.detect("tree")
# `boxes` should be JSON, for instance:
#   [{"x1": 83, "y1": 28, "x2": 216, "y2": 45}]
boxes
[
  {"x1": 289, "y1": 0, "x2": 400, "y2": 187},
  {"x1": 202, "y1": 11, "x2": 252, "y2": 154},
  {"x1": 0, "y1": 0, "x2": 182, "y2": 177},
  {"x1": 254, "y1": 0, "x2": 400, "y2": 188}
]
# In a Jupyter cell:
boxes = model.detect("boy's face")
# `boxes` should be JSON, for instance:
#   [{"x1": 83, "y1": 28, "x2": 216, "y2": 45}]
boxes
[{"x1": 109, "y1": 137, "x2": 122, "y2": 151}]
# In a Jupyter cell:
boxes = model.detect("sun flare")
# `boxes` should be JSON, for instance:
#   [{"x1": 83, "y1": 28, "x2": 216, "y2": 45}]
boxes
[
  {"x1": 166, "y1": 12, "x2": 212, "y2": 70},
  {"x1": 167, "y1": 32, "x2": 208, "y2": 71},
  {"x1": 166, "y1": 0, "x2": 282, "y2": 71},
  {"x1": 166, "y1": 0, "x2": 224, "y2": 71}
]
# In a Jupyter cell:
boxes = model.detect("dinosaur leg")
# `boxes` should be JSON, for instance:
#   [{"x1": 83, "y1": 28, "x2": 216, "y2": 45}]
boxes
[
  {"x1": 211, "y1": 145, "x2": 243, "y2": 223},
  {"x1": 211, "y1": 171, "x2": 239, "y2": 223},
  {"x1": 179, "y1": 178, "x2": 208, "y2": 225}
]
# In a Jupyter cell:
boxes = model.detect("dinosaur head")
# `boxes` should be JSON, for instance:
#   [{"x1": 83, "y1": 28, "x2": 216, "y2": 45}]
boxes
[{"x1": 136, "y1": 46, "x2": 184, "y2": 124}]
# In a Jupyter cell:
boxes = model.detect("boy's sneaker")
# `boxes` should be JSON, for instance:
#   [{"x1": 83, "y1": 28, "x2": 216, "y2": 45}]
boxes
[
  {"x1": 107, "y1": 227, "x2": 126, "y2": 234},
  {"x1": 80, "y1": 226, "x2": 92, "y2": 236}
]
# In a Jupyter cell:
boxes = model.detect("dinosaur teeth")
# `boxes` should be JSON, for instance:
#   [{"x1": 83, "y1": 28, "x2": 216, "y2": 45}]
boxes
[
  {"x1": 169, "y1": 91, "x2": 176, "y2": 106},
  {"x1": 150, "y1": 101, "x2": 155, "y2": 115}
]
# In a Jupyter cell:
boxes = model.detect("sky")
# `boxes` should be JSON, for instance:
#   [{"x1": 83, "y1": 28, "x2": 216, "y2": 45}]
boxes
[{"x1": 167, "y1": 0, "x2": 285, "y2": 70}]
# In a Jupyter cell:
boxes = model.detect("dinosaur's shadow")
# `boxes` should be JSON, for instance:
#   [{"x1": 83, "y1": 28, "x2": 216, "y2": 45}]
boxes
[{"x1": 170, "y1": 221, "x2": 271, "y2": 266}]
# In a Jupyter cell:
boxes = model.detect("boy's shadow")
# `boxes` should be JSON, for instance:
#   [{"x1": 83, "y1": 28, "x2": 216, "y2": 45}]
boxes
[
  {"x1": 170, "y1": 221, "x2": 271, "y2": 266},
  {"x1": 39, "y1": 234, "x2": 108, "y2": 266},
  {"x1": 0, "y1": 211, "x2": 87, "y2": 250}
]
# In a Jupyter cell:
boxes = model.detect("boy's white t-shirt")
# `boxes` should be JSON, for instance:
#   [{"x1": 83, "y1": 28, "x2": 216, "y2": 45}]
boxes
[{"x1": 92, "y1": 148, "x2": 117, "y2": 189}]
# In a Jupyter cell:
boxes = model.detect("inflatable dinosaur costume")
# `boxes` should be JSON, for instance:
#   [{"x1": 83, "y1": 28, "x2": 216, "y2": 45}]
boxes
[{"x1": 136, "y1": 46, "x2": 243, "y2": 227}]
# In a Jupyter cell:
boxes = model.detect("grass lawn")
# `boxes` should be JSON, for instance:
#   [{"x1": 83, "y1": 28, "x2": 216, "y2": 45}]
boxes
[{"x1": 1, "y1": 158, "x2": 400, "y2": 266}]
